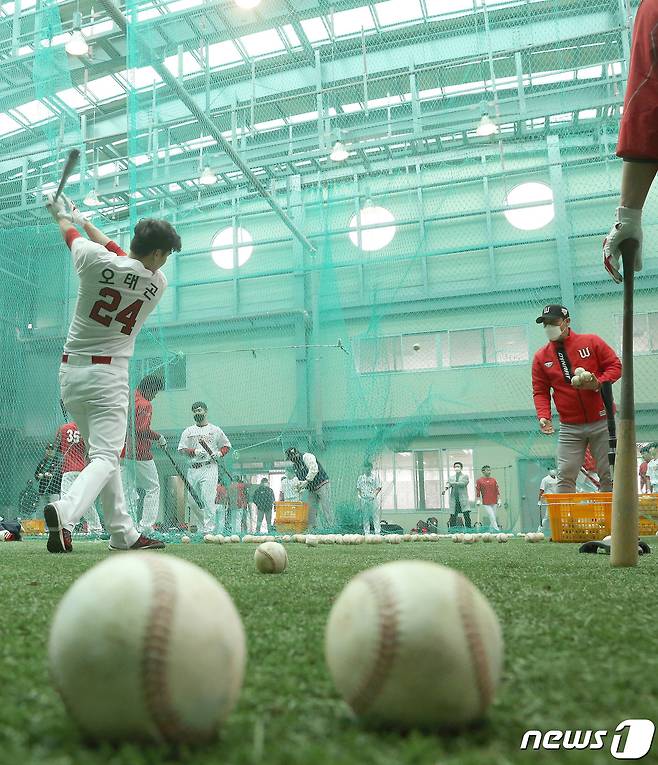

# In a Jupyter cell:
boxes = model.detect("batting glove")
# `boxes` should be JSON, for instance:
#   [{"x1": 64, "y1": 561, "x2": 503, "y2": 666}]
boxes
[
  {"x1": 603, "y1": 207, "x2": 643, "y2": 283},
  {"x1": 63, "y1": 195, "x2": 92, "y2": 226},
  {"x1": 44, "y1": 191, "x2": 65, "y2": 220}
]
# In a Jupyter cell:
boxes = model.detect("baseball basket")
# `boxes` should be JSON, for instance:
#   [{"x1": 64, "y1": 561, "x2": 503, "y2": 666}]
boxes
[
  {"x1": 274, "y1": 501, "x2": 309, "y2": 533},
  {"x1": 546, "y1": 492, "x2": 658, "y2": 542},
  {"x1": 21, "y1": 519, "x2": 46, "y2": 535}
]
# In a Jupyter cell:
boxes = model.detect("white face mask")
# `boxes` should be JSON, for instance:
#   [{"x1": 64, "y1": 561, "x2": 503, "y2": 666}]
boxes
[{"x1": 544, "y1": 323, "x2": 563, "y2": 341}]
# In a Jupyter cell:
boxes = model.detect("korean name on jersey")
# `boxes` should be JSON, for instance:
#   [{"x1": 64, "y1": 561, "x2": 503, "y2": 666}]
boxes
[{"x1": 64, "y1": 238, "x2": 167, "y2": 358}]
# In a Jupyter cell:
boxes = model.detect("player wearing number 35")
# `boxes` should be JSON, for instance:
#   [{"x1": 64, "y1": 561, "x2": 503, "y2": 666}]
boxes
[{"x1": 43, "y1": 192, "x2": 181, "y2": 554}]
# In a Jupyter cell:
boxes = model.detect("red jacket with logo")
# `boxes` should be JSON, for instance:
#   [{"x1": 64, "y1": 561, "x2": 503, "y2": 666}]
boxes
[{"x1": 532, "y1": 331, "x2": 621, "y2": 424}]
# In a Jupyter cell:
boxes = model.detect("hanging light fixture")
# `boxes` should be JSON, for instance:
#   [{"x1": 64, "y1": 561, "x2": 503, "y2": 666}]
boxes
[
  {"x1": 234, "y1": 0, "x2": 261, "y2": 9},
  {"x1": 83, "y1": 188, "x2": 102, "y2": 206},
  {"x1": 330, "y1": 140, "x2": 349, "y2": 162},
  {"x1": 66, "y1": 11, "x2": 88, "y2": 56},
  {"x1": 199, "y1": 166, "x2": 218, "y2": 185},
  {"x1": 476, "y1": 113, "x2": 498, "y2": 137}
]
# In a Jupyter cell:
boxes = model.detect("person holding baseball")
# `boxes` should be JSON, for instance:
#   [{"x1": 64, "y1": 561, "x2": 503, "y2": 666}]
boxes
[
  {"x1": 603, "y1": 0, "x2": 658, "y2": 282},
  {"x1": 43, "y1": 193, "x2": 181, "y2": 553},
  {"x1": 532, "y1": 304, "x2": 621, "y2": 493}
]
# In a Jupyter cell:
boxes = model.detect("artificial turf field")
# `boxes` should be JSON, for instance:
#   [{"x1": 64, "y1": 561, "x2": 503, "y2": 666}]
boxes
[{"x1": 1, "y1": 538, "x2": 657, "y2": 765}]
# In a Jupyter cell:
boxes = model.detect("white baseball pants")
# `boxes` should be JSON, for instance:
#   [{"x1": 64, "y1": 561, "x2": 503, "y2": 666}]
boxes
[
  {"x1": 360, "y1": 497, "x2": 379, "y2": 534},
  {"x1": 60, "y1": 471, "x2": 103, "y2": 533},
  {"x1": 122, "y1": 459, "x2": 161, "y2": 531},
  {"x1": 186, "y1": 462, "x2": 218, "y2": 534},
  {"x1": 480, "y1": 504, "x2": 500, "y2": 531},
  {"x1": 57, "y1": 359, "x2": 139, "y2": 549}
]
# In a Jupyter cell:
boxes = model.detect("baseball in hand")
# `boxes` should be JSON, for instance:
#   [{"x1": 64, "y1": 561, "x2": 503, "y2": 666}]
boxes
[
  {"x1": 48, "y1": 554, "x2": 246, "y2": 742},
  {"x1": 254, "y1": 541, "x2": 288, "y2": 574},
  {"x1": 325, "y1": 560, "x2": 503, "y2": 730}
]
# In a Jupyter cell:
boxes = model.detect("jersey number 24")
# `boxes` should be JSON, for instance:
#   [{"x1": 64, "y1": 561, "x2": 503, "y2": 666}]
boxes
[{"x1": 89, "y1": 288, "x2": 144, "y2": 336}]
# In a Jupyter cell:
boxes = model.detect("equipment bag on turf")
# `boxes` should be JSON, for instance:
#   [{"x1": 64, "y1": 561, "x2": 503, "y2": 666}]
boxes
[{"x1": 0, "y1": 519, "x2": 22, "y2": 540}]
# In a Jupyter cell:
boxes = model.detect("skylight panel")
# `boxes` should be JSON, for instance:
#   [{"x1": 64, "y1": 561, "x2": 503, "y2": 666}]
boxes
[
  {"x1": 86, "y1": 19, "x2": 114, "y2": 37},
  {"x1": 375, "y1": 0, "x2": 423, "y2": 26},
  {"x1": 531, "y1": 70, "x2": 574, "y2": 86},
  {"x1": 97, "y1": 162, "x2": 122, "y2": 178},
  {"x1": 16, "y1": 45, "x2": 33, "y2": 56},
  {"x1": 281, "y1": 24, "x2": 301, "y2": 47},
  {"x1": 137, "y1": 8, "x2": 161, "y2": 21},
  {"x1": 578, "y1": 109, "x2": 597, "y2": 119},
  {"x1": 300, "y1": 17, "x2": 330, "y2": 43},
  {"x1": 13, "y1": 100, "x2": 54, "y2": 123},
  {"x1": 55, "y1": 88, "x2": 92, "y2": 110},
  {"x1": 253, "y1": 118, "x2": 286, "y2": 131},
  {"x1": 443, "y1": 80, "x2": 486, "y2": 95},
  {"x1": 577, "y1": 65, "x2": 602, "y2": 80},
  {"x1": 418, "y1": 87, "x2": 443, "y2": 100},
  {"x1": 341, "y1": 102, "x2": 363, "y2": 114},
  {"x1": 207, "y1": 40, "x2": 242, "y2": 67},
  {"x1": 330, "y1": 6, "x2": 375, "y2": 36},
  {"x1": 164, "y1": 52, "x2": 202, "y2": 77},
  {"x1": 121, "y1": 66, "x2": 162, "y2": 89},
  {"x1": 186, "y1": 135, "x2": 215, "y2": 149},
  {"x1": 608, "y1": 62, "x2": 622, "y2": 76},
  {"x1": 167, "y1": 0, "x2": 202, "y2": 13},
  {"x1": 240, "y1": 29, "x2": 285, "y2": 57},
  {"x1": 85, "y1": 75, "x2": 125, "y2": 101},
  {"x1": 425, "y1": 0, "x2": 473, "y2": 18},
  {"x1": 0, "y1": 113, "x2": 21, "y2": 136},
  {"x1": 288, "y1": 110, "x2": 319, "y2": 124},
  {"x1": 132, "y1": 155, "x2": 151, "y2": 166},
  {"x1": 549, "y1": 112, "x2": 573, "y2": 123},
  {"x1": 169, "y1": 183, "x2": 182, "y2": 191},
  {"x1": 368, "y1": 94, "x2": 403, "y2": 109}
]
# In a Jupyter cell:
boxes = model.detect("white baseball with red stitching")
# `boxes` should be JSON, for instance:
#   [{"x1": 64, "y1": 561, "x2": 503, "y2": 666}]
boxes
[
  {"x1": 48, "y1": 554, "x2": 246, "y2": 742},
  {"x1": 325, "y1": 560, "x2": 503, "y2": 729}
]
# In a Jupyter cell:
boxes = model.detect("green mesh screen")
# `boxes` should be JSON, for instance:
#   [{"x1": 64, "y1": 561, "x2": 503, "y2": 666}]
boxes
[{"x1": 1, "y1": 0, "x2": 655, "y2": 536}]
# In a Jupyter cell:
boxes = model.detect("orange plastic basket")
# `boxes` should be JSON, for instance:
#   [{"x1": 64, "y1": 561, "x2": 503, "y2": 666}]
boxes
[
  {"x1": 21, "y1": 519, "x2": 45, "y2": 534},
  {"x1": 546, "y1": 492, "x2": 658, "y2": 542},
  {"x1": 274, "y1": 501, "x2": 309, "y2": 533}
]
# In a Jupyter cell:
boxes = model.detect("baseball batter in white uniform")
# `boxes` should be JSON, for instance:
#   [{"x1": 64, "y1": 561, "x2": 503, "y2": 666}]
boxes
[
  {"x1": 43, "y1": 194, "x2": 181, "y2": 553},
  {"x1": 177, "y1": 402, "x2": 231, "y2": 534}
]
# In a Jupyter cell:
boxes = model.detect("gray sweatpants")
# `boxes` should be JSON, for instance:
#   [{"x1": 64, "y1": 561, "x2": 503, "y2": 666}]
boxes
[
  {"x1": 307, "y1": 482, "x2": 334, "y2": 529},
  {"x1": 557, "y1": 419, "x2": 612, "y2": 493}
]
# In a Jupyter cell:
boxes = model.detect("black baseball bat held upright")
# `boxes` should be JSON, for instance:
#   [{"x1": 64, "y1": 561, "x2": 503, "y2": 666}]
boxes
[
  {"x1": 54, "y1": 149, "x2": 80, "y2": 201},
  {"x1": 160, "y1": 445, "x2": 206, "y2": 510},
  {"x1": 599, "y1": 381, "x2": 616, "y2": 477},
  {"x1": 611, "y1": 240, "x2": 640, "y2": 567}
]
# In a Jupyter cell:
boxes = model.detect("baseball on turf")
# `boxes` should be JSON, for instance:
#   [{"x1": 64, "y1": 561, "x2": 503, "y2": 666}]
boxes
[
  {"x1": 325, "y1": 560, "x2": 503, "y2": 730},
  {"x1": 254, "y1": 542, "x2": 288, "y2": 574},
  {"x1": 181, "y1": 535, "x2": 191, "y2": 544},
  {"x1": 48, "y1": 553, "x2": 246, "y2": 743}
]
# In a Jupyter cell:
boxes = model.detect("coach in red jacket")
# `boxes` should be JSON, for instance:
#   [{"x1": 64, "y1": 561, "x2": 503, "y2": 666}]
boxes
[{"x1": 532, "y1": 304, "x2": 621, "y2": 493}]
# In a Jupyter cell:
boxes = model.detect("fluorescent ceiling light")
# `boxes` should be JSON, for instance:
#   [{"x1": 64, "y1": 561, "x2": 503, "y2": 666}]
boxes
[
  {"x1": 65, "y1": 30, "x2": 88, "y2": 56},
  {"x1": 330, "y1": 140, "x2": 349, "y2": 162},
  {"x1": 476, "y1": 114, "x2": 498, "y2": 137},
  {"x1": 83, "y1": 189, "x2": 103, "y2": 206},
  {"x1": 199, "y1": 166, "x2": 218, "y2": 185},
  {"x1": 375, "y1": 0, "x2": 423, "y2": 26},
  {"x1": 234, "y1": 0, "x2": 261, "y2": 8}
]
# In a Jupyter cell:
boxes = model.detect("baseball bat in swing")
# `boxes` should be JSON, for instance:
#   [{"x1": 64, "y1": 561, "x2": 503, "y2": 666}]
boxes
[
  {"x1": 54, "y1": 149, "x2": 80, "y2": 202},
  {"x1": 610, "y1": 240, "x2": 639, "y2": 568},
  {"x1": 159, "y1": 445, "x2": 206, "y2": 511}
]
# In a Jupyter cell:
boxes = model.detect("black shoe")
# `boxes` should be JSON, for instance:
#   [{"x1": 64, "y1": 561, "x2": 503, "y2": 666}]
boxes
[
  {"x1": 44, "y1": 504, "x2": 72, "y2": 553},
  {"x1": 109, "y1": 534, "x2": 166, "y2": 551}
]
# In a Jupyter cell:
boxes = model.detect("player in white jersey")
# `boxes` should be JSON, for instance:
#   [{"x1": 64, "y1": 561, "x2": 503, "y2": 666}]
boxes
[
  {"x1": 177, "y1": 401, "x2": 232, "y2": 534},
  {"x1": 43, "y1": 193, "x2": 181, "y2": 553}
]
